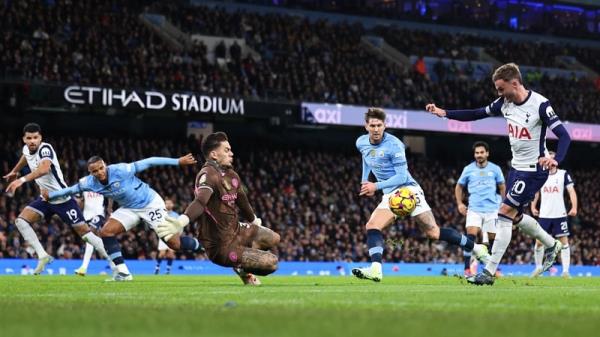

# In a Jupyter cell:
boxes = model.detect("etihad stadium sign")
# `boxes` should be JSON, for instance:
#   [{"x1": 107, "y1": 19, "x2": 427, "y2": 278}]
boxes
[{"x1": 64, "y1": 86, "x2": 244, "y2": 115}]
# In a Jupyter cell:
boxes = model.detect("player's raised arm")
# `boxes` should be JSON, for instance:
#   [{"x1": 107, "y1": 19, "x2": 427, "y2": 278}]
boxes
[
  {"x1": 132, "y1": 154, "x2": 197, "y2": 172},
  {"x1": 538, "y1": 103, "x2": 571, "y2": 168},
  {"x1": 44, "y1": 183, "x2": 83, "y2": 201},
  {"x1": 5, "y1": 157, "x2": 52, "y2": 195},
  {"x1": 426, "y1": 98, "x2": 502, "y2": 121}
]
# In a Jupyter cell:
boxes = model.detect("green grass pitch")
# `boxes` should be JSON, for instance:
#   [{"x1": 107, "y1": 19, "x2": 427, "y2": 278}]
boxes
[{"x1": 1, "y1": 275, "x2": 599, "y2": 337}]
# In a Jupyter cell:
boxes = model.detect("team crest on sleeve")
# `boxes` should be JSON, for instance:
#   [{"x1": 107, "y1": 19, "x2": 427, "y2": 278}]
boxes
[
  {"x1": 546, "y1": 106, "x2": 557, "y2": 119},
  {"x1": 40, "y1": 147, "x2": 51, "y2": 157}
]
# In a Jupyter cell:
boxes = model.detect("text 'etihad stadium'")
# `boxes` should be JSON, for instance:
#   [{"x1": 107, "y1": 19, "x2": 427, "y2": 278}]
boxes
[{"x1": 64, "y1": 86, "x2": 244, "y2": 114}]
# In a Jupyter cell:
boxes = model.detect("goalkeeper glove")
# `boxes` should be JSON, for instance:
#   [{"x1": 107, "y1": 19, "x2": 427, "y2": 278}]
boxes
[{"x1": 156, "y1": 214, "x2": 190, "y2": 241}]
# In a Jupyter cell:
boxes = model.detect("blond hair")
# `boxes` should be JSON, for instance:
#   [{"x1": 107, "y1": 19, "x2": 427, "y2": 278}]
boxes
[{"x1": 492, "y1": 63, "x2": 522, "y2": 83}]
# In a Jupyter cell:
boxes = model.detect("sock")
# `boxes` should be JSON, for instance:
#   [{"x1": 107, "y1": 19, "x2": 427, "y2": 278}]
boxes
[
  {"x1": 534, "y1": 244, "x2": 544, "y2": 270},
  {"x1": 485, "y1": 215, "x2": 512, "y2": 274},
  {"x1": 463, "y1": 234, "x2": 476, "y2": 270},
  {"x1": 15, "y1": 217, "x2": 48, "y2": 258},
  {"x1": 82, "y1": 232, "x2": 112, "y2": 262},
  {"x1": 156, "y1": 257, "x2": 162, "y2": 268},
  {"x1": 561, "y1": 244, "x2": 570, "y2": 273},
  {"x1": 463, "y1": 250, "x2": 472, "y2": 270},
  {"x1": 166, "y1": 258, "x2": 173, "y2": 273},
  {"x1": 366, "y1": 229, "x2": 384, "y2": 264},
  {"x1": 515, "y1": 214, "x2": 554, "y2": 247},
  {"x1": 80, "y1": 243, "x2": 94, "y2": 270},
  {"x1": 101, "y1": 236, "x2": 129, "y2": 274},
  {"x1": 488, "y1": 238, "x2": 495, "y2": 251},
  {"x1": 439, "y1": 228, "x2": 474, "y2": 251},
  {"x1": 482, "y1": 231, "x2": 489, "y2": 245},
  {"x1": 180, "y1": 236, "x2": 202, "y2": 252}
]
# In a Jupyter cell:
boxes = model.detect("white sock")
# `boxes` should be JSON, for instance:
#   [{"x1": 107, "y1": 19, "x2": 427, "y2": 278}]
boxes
[
  {"x1": 15, "y1": 218, "x2": 48, "y2": 259},
  {"x1": 534, "y1": 244, "x2": 544, "y2": 270},
  {"x1": 370, "y1": 262, "x2": 382, "y2": 271},
  {"x1": 516, "y1": 214, "x2": 554, "y2": 247},
  {"x1": 116, "y1": 263, "x2": 130, "y2": 274},
  {"x1": 81, "y1": 232, "x2": 111, "y2": 262},
  {"x1": 485, "y1": 216, "x2": 512, "y2": 274},
  {"x1": 561, "y1": 245, "x2": 570, "y2": 273},
  {"x1": 482, "y1": 231, "x2": 489, "y2": 245},
  {"x1": 80, "y1": 243, "x2": 94, "y2": 270}
]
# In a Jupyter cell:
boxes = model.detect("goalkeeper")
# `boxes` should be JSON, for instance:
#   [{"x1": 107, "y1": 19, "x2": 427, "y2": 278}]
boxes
[{"x1": 157, "y1": 132, "x2": 279, "y2": 285}]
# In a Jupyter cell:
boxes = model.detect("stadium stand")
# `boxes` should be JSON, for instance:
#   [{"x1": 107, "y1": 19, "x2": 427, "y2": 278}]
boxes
[{"x1": 2, "y1": 1, "x2": 600, "y2": 122}]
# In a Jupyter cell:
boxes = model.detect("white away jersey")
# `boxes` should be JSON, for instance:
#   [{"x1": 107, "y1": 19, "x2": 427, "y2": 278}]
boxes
[
  {"x1": 486, "y1": 91, "x2": 563, "y2": 172},
  {"x1": 539, "y1": 169, "x2": 573, "y2": 218},
  {"x1": 22, "y1": 142, "x2": 70, "y2": 204},
  {"x1": 83, "y1": 191, "x2": 105, "y2": 220}
]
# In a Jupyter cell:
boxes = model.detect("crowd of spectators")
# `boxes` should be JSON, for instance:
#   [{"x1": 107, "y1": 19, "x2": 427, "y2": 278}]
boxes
[
  {"x1": 2, "y1": 1, "x2": 600, "y2": 123},
  {"x1": 0, "y1": 135, "x2": 598, "y2": 267},
  {"x1": 240, "y1": 0, "x2": 600, "y2": 40},
  {"x1": 162, "y1": 4, "x2": 600, "y2": 122}
]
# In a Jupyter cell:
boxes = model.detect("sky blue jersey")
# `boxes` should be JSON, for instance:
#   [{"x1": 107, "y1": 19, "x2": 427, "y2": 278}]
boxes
[
  {"x1": 48, "y1": 157, "x2": 180, "y2": 209},
  {"x1": 457, "y1": 161, "x2": 505, "y2": 213},
  {"x1": 356, "y1": 132, "x2": 417, "y2": 194}
]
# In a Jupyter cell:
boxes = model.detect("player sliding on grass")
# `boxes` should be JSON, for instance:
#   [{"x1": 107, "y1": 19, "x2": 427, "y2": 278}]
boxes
[
  {"x1": 157, "y1": 132, "x2": 280, "y2": 285},
  {"x1": 43, "y1": 154, "x2": 201, "y2": 281},
  {"x1": 427, "y1": 63, "x2": 571, "y2": 285},
  {"x1": 352, "y1": 108, "x2": 491, "y2": 282}
]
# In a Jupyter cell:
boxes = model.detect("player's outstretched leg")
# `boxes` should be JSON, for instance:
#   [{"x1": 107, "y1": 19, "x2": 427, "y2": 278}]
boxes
[
  {"x1": 76, "y1": 243, "x2": 95, "y2": 276},
  {"x1": 15, "y1": 210, "x2": 53, "y2": 274},
  {"x1": 165, "y1": 250, "x2": 174, "y2": 275},
  {"x1": 251, "y1": 225, "x2": 280, "y2": 251},
  {"x1": 75, "y1": 225, "x2": 118, "y2": 275},
  {"x1": 352, "y1": 228, "x2": 384, "y2": 282},
  {"x1": 166, "y1": 234, "x2": 204, "y2": 253},
  {"x1": 531, "y1": 240, "x2": 544, "y2": 277},
  {"x1": 559, "y1": 237, "x2": 570, "y2": 278},
  {"x1": 232, "y1": 223, "x2": 280, "y2": 285},
  {"x1": 513, "y1": 214, "x2": 562, "y2": 273},
  {"x1": 414, "y1": 211, "x2": 491, "y2": 265},
  {"x1": 100, "y1": 219, "x2": 132, "y2": 281},
  {"x1": 463, "y1": 233, "x2": 477, "y2": 277},
  {"x1": 236, "y1": 248, "x2": 278, "y2": 285},
  {"x1": 352, "y1": 209, "x2": 394, "y2": 282},
  {"x1": 155, "y1": 252, "x2": 163, "y2": 275}
]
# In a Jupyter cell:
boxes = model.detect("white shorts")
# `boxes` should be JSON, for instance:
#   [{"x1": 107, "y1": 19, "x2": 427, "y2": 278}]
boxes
[
  {"x1": 466, "y1": 210, "x2": 498, "y2": 233},
  {"x1": 111, "y1": 194, "x2": 167, "y2": 232},
  {"x1": 377, "y1": 185, "x2": 431, "y2": 218}
]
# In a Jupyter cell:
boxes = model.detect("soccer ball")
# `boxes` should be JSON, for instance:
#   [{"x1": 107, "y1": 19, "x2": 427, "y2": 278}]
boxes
[{"x1": 388, "y1": 187, "x2": 417, "y2": 217}]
